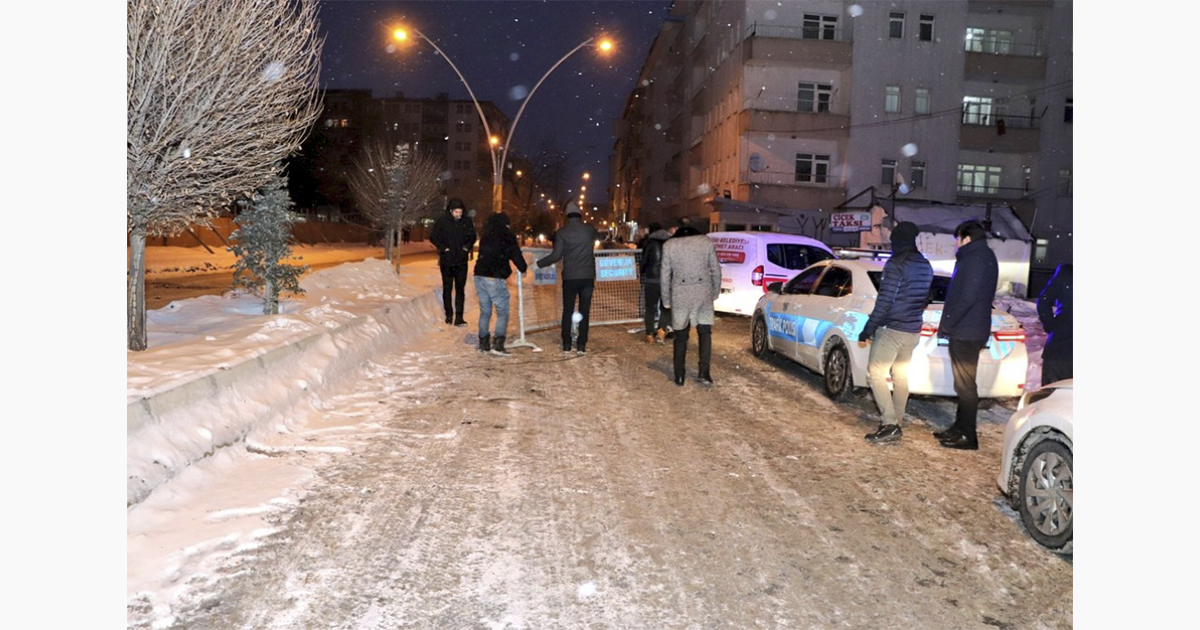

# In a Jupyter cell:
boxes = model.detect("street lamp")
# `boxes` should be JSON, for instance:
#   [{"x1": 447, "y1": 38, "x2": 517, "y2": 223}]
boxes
[{"x1": 393, "y1": 26, "x2": 614, "y2": 213}]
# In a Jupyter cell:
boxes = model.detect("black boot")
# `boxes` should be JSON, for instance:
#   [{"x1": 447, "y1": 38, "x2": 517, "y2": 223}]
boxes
[
  {"x1": 672, "y1": 325, "x2": 689, "y2": 386},
  {"x1": 697, "y1": 324, "x2": 713, "y2": 384},
  {"x1": 491, "y1": 336, "x2": 510, "y2": 356},
  {"x1": 478, "y1": 333, "x2": 491, "y2": 353}
]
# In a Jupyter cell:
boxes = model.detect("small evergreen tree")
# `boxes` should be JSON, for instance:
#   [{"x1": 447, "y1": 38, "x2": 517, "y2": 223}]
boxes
[{"x1": 230, "y1": 173, "x2": 308, "y2": 315}]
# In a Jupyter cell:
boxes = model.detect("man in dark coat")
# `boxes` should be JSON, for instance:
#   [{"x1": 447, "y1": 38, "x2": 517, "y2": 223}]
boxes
[
  {"x1": 935, "y1": 220, "x2": 999, "y2": 450},
  {"x1": 429, "y1": 198, "x2": 477, "y2": 326},
  {"x1": 535, "y1": 202, "x2": 599, "y2": 354},
  {"x1": 661, "y1": 223, "x2": 722, "y2": 386},
  {"x1": 1037, "y1": 263, "x2": 1072, "y2": 385},
  {"x1": 473, "y1": 212, "x2": 528, "y2": 356},
  {"x1": 639, "y1": 222, "x2": 673, "y2": 344},
  {"x1": 858, "y1": 221, "x2": 934, "y2": 444}
]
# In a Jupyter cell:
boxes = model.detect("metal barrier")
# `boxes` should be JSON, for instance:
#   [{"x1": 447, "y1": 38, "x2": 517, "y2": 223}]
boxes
[{"x1": 511, "y1": 247, "x2": 645, "y2": 351}]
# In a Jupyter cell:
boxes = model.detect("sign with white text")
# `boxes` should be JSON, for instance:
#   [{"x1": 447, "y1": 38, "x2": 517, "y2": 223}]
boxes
[
  {"x1": 596, "y1": 254, "x2": 638, "y2": 281},
  {"x1": 830, "y1": 211, "x2": 871, "y2": 233}
]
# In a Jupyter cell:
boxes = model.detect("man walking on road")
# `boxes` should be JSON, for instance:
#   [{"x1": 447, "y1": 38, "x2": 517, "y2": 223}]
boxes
[
  {"x1": 430, "y1": 198, "x2": 477, "y2": 326},
  {"x1": 638, "y1": 222, "x2": 673, "y2": 344},
  {"x1": 661, "y1": 223, "x2": 722, "y2": 386},
  {"x1": 935, "y1": 220, "x2": 998, "y2": 451},
  {"x1": 535, "y1": 202, "x2": 599, "y2": 354},
  {"x1": 858, "y1": 221, "x2": 934, "y2": 444}
]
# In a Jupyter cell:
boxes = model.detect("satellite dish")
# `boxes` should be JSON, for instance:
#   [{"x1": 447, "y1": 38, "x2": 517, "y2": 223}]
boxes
[{"x1": 748, "y1": 153, "x2": 762, "y2": 173}]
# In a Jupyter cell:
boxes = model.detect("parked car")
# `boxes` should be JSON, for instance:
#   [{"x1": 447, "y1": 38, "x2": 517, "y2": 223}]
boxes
[
  {"x1": 997, "y1": 379, "x2": 1073, "y2": 553},
  {"x1": 749, "y1": 257, "x2": 1028, "y2": 400},
  {"x1": 708, "y1": 231, "x2": 835, "y2": 316}
]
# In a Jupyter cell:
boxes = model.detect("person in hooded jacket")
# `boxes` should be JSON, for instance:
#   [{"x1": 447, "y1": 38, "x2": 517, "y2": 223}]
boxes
[
  {"x1": 935, "y1": 220, "x2": 999, "y2": 450},
  {"x1": 429, "y1": 198, "x2": 477, "y2": 326},
  {"x1": 535, "y1": 202, "x2": 599, "y2": 354},
  {"x1": 639, "y1": 222, "x2": 673, "y2": 344},
  {"x1": 857, "y1": 221, "x2": 934, "y2": 444},
  {"x1": 661, "y1": 222, "x2": 722, "y2": 386},
  {"x1": 473, "y1": 212, "x2": 528, "y2": 356},
  {"x1": 1037, "y1": 263, "x2": 1072, "y2": 386}
]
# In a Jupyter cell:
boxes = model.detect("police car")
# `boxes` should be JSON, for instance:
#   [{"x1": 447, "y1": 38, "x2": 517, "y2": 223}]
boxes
[{"x1": 749, "y1": 257, "x2": 1028, "y2": 400}]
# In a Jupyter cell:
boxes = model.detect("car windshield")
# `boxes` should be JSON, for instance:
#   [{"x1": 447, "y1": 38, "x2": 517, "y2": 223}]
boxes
[{"x1": 867, "y1": 271, "x2": 951, "y2": 304}]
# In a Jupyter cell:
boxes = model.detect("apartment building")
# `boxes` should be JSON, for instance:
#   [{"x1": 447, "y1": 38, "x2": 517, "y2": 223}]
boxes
[
  {"x1": 293, "y1": 90, "x2": 514, "y2": 222},
  {"x1": 612, "y1": 0, "x2": 1072, "y2": 289}
]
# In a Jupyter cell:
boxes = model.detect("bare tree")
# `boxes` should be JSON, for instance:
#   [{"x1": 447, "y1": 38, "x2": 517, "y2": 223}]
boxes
[
  {"x1": 127, "y1": 0, "x2": 323, "y2": 350},
  {"x1": 347, "y1": 141, "x2": 445, "y2": 271}
]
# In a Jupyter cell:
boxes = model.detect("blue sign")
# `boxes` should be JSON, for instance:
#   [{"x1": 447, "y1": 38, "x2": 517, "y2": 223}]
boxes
[{"x1": 596, "y1": 255, "x2": 637, "y2": 281}]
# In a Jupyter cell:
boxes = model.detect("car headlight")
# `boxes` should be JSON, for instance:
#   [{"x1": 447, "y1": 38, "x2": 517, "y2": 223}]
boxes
[{"x1": 1018, "y1": 387, "x2": 1057, "y2": 411}]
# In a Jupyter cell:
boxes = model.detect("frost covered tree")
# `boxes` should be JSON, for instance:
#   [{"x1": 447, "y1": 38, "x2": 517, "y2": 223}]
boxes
[
  {"x1": 127, "y1": 0, "x2": 323, "y2": 350},
  {"x1": 230, "y1": 173, "x2": 308, "y2": 315},
  {"x1": 348, "y1": 142, "x2": 445, "y2": 271}
]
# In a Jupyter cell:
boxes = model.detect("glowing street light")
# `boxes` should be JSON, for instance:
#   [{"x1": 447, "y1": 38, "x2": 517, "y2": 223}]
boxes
[{"x1": 392, "y1": 25, "x2": 614, "y2": 212}]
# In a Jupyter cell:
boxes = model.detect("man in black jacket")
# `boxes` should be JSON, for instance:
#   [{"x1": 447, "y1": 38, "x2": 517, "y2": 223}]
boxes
[
  {"x1": 858, "y1": 221, "x2": 934, "y2": 444},
  {"x1": 935, "y1": 220, "x2": 998, "y2": 450},
  {"x1": 1037, "y1": 263, "x2": 1072, "y2": 386},
  {"x1": 639, "y1": 222, "x2": 673, "y2": 344},
  {"x1": 429, "y1": 198, "x2": 477, "y2": 326},
  {"x1": 535, "y1": 202, "x2": 598, "y2": 354}
]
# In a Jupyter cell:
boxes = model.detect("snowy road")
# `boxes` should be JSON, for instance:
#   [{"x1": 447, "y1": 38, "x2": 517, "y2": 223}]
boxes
[{"x1": 128, "y1": 316, "x2": 1071, "y2": 629}]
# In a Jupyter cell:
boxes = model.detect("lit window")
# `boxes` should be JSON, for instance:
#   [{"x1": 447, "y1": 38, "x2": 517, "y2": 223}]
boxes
[
  {"x1": 885, "y1": 86, "x2": 901, "y2": 113},
  {"x1": 965, "y1": 27, "x2": 1013, "y2": 54},
  {"x1": 956, "y1": 164, "x2": 1002, "y2": 194},
  {"x1": 915, "y1": 88, "x2": 930, "y2": 115},
  {"x1": 889, "y1": 12, "x2": 904, "y2": 39}
]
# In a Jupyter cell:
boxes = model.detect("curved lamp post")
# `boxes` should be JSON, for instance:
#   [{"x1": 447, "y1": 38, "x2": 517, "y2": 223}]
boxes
[{"x1": 394, "y1": 27, "x2": 613, "y2": 212}]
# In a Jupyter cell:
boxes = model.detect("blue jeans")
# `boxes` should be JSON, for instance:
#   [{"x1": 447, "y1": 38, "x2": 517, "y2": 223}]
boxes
[{"x1": 474, "y1": 276, "x2": 511, "y2": 338}]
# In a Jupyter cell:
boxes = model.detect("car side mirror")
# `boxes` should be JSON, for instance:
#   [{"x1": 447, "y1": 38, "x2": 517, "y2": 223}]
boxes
[{"x1": 767, "y1": 281, "x2": 783, "y2": 294}]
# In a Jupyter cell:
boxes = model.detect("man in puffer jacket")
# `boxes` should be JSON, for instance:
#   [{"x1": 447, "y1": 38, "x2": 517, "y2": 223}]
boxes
[
  {"x1": 858, "y1": 221, "x2": 934, "y2": 444},
  {"x1": 639, "y1": 222, "x2": 673, "y2": 344},
  {"x1": 473, "y1": 212, "x2": 528, "y2": 356},
  {"x1": 429, "y1": 198, "x2": 477, "y2": 326}
]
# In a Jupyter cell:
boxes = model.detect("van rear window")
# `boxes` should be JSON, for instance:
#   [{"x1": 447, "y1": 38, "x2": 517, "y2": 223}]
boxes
[{"x1": 767, "y1": 244, "x2": 834, "y2": 270}]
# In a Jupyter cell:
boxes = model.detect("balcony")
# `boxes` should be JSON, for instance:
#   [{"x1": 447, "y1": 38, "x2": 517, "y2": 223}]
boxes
[
  {"x1": 955, "y1": 183, "x2": 1030, "y2": 201},
  {"x1": 739, "y1": 98, "x2": 850, "y2": 138},
  {"x1": 739, "y1": 170, "x2": 847, "y2": 189},
  {"x1": 959, "y1": 112, "x2": 1041, "y2": 153},
  {"x1": 964, "y1": 39, "x2": 1047, "y2": 81},
  {"x1": 742, "y1": 23, "x2": 852, "y2": 69}
]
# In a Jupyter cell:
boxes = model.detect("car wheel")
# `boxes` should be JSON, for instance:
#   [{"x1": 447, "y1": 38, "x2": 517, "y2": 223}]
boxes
[
  {"x1": 1018, "y1": 438, "x2": 1073, "y2": 552},
  {"x1": 751, "y1": 314, "x2": 770, "y2": 357},
  {"x1": 822, "y1": 340, "x2": 851, "y2": 401}
]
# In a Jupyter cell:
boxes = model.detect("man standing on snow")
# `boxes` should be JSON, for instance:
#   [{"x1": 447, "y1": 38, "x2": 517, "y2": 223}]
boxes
[
  {"x1": 535, "y1": 202, "x2": 599, "y2": 354},
  {"x1": 472, "y1": 212, "x2": 527, "y2": 356},
  {"x1": 935, "y1": 220, "x2": 998, "y2": 451},
  {"x1": 661, "y1": 222, "x2": 722, "y2": 386},
  {"x1": 638, "y1": 222, "x2": 673, "y2": 344},
  {"x1": 858, "y1": 221, "x2": 934, "y2": 444},
  {"x1": 430, "y1": 198, "x2": 476, "y2": 326}
]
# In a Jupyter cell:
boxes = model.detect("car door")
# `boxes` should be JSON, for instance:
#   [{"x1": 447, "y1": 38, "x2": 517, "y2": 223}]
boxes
[
  {"x1": 764, "y1": 265, "x2": 825, "y2": 361},
  {"x1": 790, "y1": 264, "x2": 854, "y2": 370}
]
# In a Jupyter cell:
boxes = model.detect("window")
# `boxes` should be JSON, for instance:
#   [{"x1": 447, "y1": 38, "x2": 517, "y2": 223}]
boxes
[
  {"x1": 957, "y1": 164, "x2": 1002, "y2": 194},
  {"x1": 798, "y1": 82, "x2": 833, "y2": 113},
  {"x1": 813, "y1": 266, "x2": 853, "y2": 298},
  {"x1": 965, "y1": 27, "x2": 1013, "y2": 54},
  {"x1": 885, "y1": 86, "x2": 901, "y2": 113},
  {"x1": 881, "y1": 159, "x2": 897, "y2": 186},
  {"x1": 918, "y1": 14, "x2": 935, "y2": 41},
  {"x1": 784, "y1": 266, "x2": 824, "y2": 295},
  {"x1": 911, "y1": 161, "x2": 926, "y2": 189},
  {"x1": 889, "y1": 12, "x2": 904, "y2": 39},
  {"x1": 768, "y1": 244, "x2": 833, "y2": 271},
  {"x1": 803, "y1": 13, "x2": 838, "y2": 40},
  {"x1": 795, "y1": 153, "x2": 830, "y2": 184},
  {"x1": 1058, "y1": 169, "x2": 1072, "y2": 196},
  {"x1": 1064, "y1": 98, "x2": 1073, "y2": 123},
  {"x1": 962, "y1": 96, "x2": 994, "y2": 125},
  {"x1": 1034, "y1": 238, "x2": 1049, "y2": 264},
  {"x1": 915, "y1": 88, "x2": 931, "y2": 115}
]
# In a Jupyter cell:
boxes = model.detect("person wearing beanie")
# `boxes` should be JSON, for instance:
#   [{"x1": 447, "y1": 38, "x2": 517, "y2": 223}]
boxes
[
  {"x1": 858, "y1": 220, "x2": 934, "y2": 444},
  {"x1": 935, "y1": 219, "x2": 998, "y2": 450},
  {"x1": 429, "y1": 198, "x2": 477, "y2": 326},
  {"x1": 535, "y1": 202, "x2": 599, "y2": 354},
  {"x1": 472, "y1": 212, "x2": 528, "y2": 355}
]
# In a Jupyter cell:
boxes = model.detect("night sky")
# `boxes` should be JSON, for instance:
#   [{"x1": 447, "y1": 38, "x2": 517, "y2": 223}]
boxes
[{"x1": 316, "y1": 0, "x2": 674, "y2": 201}]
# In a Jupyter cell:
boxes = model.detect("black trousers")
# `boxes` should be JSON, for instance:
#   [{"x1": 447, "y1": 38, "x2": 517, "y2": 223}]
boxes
[
  {"x1": 643, "y1": 282, "x2": 664, "y2": 335},
  {"x1": 440, "y1": 263, "x2": 468, "y2": 319},
  {"x1": 672, "y1": 324, "x2": 712, "y2": 380},
  {"x1": 949, "y1": 338, "x2": 987, "y2": 441},
  {"x1": 561, "y1": 278, "x2": 594, "y2": 351}
]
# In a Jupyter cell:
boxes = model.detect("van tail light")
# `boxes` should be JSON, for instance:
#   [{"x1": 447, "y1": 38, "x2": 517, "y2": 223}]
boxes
[
  {"x1": 993, "y1": 329, "x2": 1025, "y2": 343},
  {"x1": 919, "y1": 323, "x2": 938, "y2": 337},
  {"x1": 751, "y1": 265, "x2": 765, "y2": 291}
]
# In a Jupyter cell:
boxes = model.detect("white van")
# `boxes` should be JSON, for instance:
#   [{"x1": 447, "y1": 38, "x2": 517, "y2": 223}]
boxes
[{"x1": 708, "y1": 231, "x2": 835, "y2": 316}]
